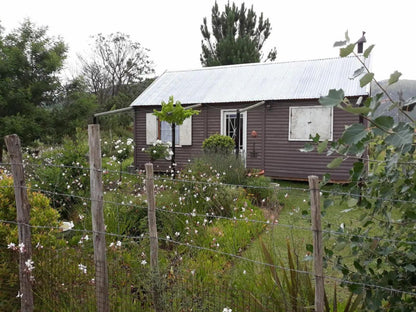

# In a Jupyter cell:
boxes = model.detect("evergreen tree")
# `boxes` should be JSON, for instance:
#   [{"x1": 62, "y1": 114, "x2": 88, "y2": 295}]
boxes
[
  {"x1": 200, "y1": 1, "x2": 277, "y2": 67},
  {"x1": 0, "y1": 20, "x2": 67, "y2": 160}
]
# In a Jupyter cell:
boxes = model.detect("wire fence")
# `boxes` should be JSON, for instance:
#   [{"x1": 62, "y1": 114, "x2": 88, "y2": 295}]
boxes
[{"x1": 1, "y1": 133, "x2": 416, "y2": 311}]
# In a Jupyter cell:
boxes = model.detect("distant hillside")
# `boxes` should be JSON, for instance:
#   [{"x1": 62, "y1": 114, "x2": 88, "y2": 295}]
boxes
[{"x1": 371, "y1": 79, "x2": 416, "y2": 121}]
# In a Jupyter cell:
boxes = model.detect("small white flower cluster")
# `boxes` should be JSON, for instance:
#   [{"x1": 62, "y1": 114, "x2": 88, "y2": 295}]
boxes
[
  {"x1": 78, "y1": 234, "x2": 90, "y2": 245},
  {"x1": 7, "y1": 242, "x2": 26, "y2": 253},
  {"x1": 142, "y1": 140, "x2": 172, "y2": 161},
  {"x1": 78, "y1": 264, "x2": 87, "y2": 274},
  {"x1": 25, "y1": 259, "x2": 35, "y2": 272},
  {"x1": 109, "y1": 240, "x2": 122, "y2": 248}
]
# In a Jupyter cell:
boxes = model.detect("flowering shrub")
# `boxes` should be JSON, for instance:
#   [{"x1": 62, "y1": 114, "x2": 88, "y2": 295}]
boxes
[
  {"x1": 142, "y1": 140, "x2": 173, "y2": 162},
  {"x1": 103, "y1": 137, "x2": 134, "y2": 164},
  {"x1": 24, "y1": 135, "x2": 90, "y2": 219}
]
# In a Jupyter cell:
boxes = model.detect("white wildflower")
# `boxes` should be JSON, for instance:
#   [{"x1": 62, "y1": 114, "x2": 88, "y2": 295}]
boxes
[
  {"x1": 18, "y1": 243, "x2": 25, "y2": 253},
  {"x1": 25, "y1": 259, "x2": 35, "y2": 272},
  {"x1": 78, "y1": 264, "x2": 87, "y2": 274},
  {"x1": 60, "y1": 221, "x2": 74, "y2": 231}
]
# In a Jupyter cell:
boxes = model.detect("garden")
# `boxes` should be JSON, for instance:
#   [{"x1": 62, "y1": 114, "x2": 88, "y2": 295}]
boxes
[{"x1": 1, "y1": 128, "x2": 368, "y2": 312}]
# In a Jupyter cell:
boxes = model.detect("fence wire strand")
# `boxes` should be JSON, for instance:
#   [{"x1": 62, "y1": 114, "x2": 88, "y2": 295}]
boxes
[{"x1": 2, "y1": 157, "x2": 416, "y2": 310}]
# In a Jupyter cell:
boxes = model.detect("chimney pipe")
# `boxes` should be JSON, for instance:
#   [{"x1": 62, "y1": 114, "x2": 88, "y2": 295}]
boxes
[{"x1": 357, "y1": 31, "x2": 367, "y2": 54}]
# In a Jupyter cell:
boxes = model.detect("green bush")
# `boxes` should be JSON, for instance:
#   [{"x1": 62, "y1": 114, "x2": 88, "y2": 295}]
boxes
[
  {"x1": 246, "y1": 174, "x2": 278, "y2": 207},
  {"x1": 0, "y1": 173, "x2": 60, "y2": 310},
  {"x1": 202, "y1": 134, "x2": 235, "y2": 154},
  {"x1": 190, "y1": 153, "x2": 247, "y2": 185},
  {"x1": 25, "y1": 131, "x2": 90, "y2": 219}
]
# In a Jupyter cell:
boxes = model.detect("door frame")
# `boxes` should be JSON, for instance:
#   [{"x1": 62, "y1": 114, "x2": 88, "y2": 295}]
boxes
[{"x1": 220, "y1": 109, "x2": 247, "y2": 162}]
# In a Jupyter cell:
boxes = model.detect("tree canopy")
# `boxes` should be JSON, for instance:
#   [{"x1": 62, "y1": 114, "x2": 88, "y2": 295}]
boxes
[
  {"x1": 79, "y1": 32, "x2": 154, "y2": 111},
  {"x1": 200, "y1": 1, "x2": 277, "y2": 67},
  {"x1": 0, "y1": 20, "x2": 67, "y2": 160}
]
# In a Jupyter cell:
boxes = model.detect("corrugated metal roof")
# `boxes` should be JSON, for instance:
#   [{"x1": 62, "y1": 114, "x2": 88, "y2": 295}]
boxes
[{"x1": 131, "y1": 56, "x2": 370, "y2": 106}]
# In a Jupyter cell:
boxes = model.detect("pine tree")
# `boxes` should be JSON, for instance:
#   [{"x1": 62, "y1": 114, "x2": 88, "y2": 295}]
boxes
[{"x1": 200, "y1": 1, "x2": 277, "y2": 67}]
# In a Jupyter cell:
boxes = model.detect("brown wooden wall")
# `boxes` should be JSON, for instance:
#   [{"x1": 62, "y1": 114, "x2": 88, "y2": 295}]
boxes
[{"x1": 134, "y1": 98, "x2": 363, "y2": 181}]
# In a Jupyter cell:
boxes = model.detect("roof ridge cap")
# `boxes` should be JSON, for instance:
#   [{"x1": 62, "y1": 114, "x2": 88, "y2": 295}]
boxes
[{"x1": 163, "y1": 56, "x2": 357, "y2": 74}]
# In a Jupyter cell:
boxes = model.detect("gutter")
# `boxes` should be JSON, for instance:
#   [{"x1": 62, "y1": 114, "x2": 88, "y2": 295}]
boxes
[{"x1": 93, "y1": 106, "x2": 133, "y2": 124}]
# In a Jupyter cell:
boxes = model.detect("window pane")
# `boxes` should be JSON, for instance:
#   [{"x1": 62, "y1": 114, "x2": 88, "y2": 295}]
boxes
[
  {"x1": 160, "y1": 121, "x2": 179, "y2": 144},
  {"x1": 225, "y1": 113, "x2": 243, "y2": 148}
]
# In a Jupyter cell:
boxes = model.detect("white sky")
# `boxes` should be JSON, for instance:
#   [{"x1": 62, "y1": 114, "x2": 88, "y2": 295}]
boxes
[{"x1": 1, "y1": 0, "x2": 415, "y2": 81}]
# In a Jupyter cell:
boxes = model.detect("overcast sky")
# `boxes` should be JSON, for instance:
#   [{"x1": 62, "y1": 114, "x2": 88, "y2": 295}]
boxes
[{"x1": 1, "y1": 0, "x2": 415, "y2": 81}]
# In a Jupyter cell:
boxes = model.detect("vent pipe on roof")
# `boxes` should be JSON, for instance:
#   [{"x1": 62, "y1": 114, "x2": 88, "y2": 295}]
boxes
[{"x1": 357, "y1": 31, "x2": 367, "y2": 54}]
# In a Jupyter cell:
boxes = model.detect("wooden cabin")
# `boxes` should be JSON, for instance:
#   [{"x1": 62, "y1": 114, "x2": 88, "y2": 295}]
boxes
[{"x1": 130, "y1": 56, "x2": 369, "y2": 181}]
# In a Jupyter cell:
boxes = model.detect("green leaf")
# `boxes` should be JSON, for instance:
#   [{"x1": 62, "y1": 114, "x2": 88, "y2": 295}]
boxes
[
  {"x1": 359, "y1": 73, "x2": 374, "y2": 87},
  {"x1": 385, "y1": 122, "x2": 414, "y2": 150},
  {"x1": 388, "y1": 71, "x2": 402, "y2": 86},
  {"x1": 351, "y1": 66, "x2": 365, "y2": 79},
  {"x1": 319, "y1": 89, "x2": 345, "y2": 107},
  {"x1": 403, "y1": 96, "x2": 416, "y2": 107},
  {"x1": 345, "y1": 30, "x2": 350, "y2": 43},
  {"x1": 333, "y1": 40, "x2": 347, "y2": 47},
  {"x1": 350, "y1": 161, "x2": 364, "y2": 182},
  {"x1": 347, "y1": 198, "x2": 358, "y2": 208},
  {"x1": 342, "y1": 104, "x2": 371, "y2": 115},
  {"x1": 317, "y1": 140, "x2": 328, "y2": 153},
  {"x1": 341, "y1": 124, "x2": 368, "y2": 144},
  {"x1": 374, "y1": 116, "x2": 394, "y2": 130},
  {"x1": 340, "y1": 43, "x2": 355, "y2": 57},
  {"x1": 363, "y1": 44, "x2": 375, "y2": 58},
  {"x1": 324, "y1": 199, "x2": 334, "y2": 209},
  {"x1": 300, "y1": 143, "x2": 314, "y2": 153},
  {"x1": 404, "y1": 264, "x2": 416, "y2": 272},
  {"x1": 327, "y1": 157, "x2": 343, "y2": 169}
]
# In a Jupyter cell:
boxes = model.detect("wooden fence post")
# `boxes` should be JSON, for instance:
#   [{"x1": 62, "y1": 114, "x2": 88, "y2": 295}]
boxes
[
  {"x1": 308, "y1": 175, "x2": 325, "y2": 312},
  {"x1": 4, "y1": 134, "x2": 34, "y2": 312},
  {"x1": 88, "y1": 124, "x2": 109, "y2": 312},
  {"x1": 145, "y1": 163, "x2": 161, "y2": 311}
]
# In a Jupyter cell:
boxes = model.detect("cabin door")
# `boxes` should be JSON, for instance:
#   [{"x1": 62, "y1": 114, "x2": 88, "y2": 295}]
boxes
[{"x1": 221, "y1": 110, "x2": 247, "y2": 163}]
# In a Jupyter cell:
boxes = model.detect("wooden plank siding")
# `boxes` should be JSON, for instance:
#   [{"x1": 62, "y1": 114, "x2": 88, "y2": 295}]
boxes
[
  {"x1": 259, "y1": 99, "x2": 361, "y2": 181},
  {"x1": 134, "y1": 98, "x2": 363, "y2": 181}
]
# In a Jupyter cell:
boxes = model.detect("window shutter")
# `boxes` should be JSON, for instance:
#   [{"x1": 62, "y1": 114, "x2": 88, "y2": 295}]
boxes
[
  {"x1": 179, "y1": 116, "x2": 192, "y2": 146},
  {"x1": 146, "y1": 113, "x2": 158, "y2": 145}
]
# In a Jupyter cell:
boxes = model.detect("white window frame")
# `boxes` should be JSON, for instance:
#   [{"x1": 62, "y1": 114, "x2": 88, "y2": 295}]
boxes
[
  {"x1": 146, "y1": 113, "x2": 192, "y2": 146},
  {"x1": 288, "y1": 106, "x2": 333, "y2": 141}
]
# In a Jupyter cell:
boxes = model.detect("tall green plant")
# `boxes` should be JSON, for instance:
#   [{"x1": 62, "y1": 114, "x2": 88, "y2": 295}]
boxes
[
  {"x1": 0, "y1": 19, "x2": 67, "y2": 161},
  {"x1": 153, "y1": 96, "x2": 199, "y2": 172},
  {"x1": 200, "y1": 1, "x2": 277, "y2": 66},
  {"x1": 308, "y1": 32, "x2": 416, "y2": 310}
]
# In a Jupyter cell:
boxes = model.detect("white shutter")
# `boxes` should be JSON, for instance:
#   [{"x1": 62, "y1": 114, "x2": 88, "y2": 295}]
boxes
[
  {"x1": 146, "y1": 113, "x2": 158, "y2": 144},
  {"x1": 179, "y1": 116, "x2": 192, "y2": 146}
]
